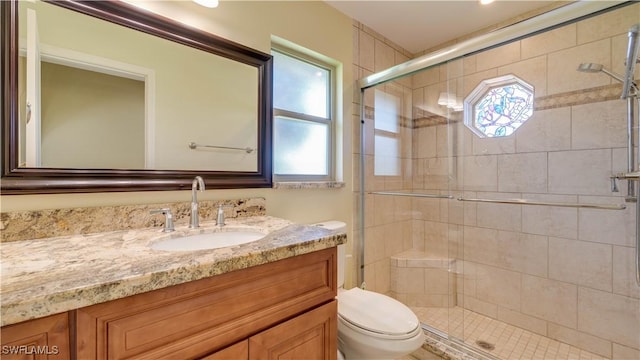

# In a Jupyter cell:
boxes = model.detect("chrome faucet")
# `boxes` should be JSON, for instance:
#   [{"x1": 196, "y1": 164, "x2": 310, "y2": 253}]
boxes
[{"x1": 190, "y1": 176, "x2": 205, "y2": 228}]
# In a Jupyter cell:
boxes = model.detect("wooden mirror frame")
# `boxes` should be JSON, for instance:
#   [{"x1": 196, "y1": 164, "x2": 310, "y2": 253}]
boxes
[{"x1": 1, "y1": 0, "x2": 273, "y2": 194}]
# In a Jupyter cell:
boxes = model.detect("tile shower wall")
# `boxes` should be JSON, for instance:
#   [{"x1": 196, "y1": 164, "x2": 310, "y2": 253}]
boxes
[
  {"x1": 353, "y1": 3, "x2": 639, "y2": 359},
  {"x1": 410, "y1": 4, "x2": 640, "y2": 359},
  {"x1": 352, "y1": 21, "x2": 416, "y2": 294}
]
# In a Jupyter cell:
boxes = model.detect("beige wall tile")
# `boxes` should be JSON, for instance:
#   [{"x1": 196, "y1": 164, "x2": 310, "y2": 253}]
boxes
[
  {"x1": 413, "y1": 197, "x2": 440, "y2": 222},
  {"x1": 579, "y1": 201, "x2": 635, "y2": 247},
  {"x1": 547, "y1": 39, "x2": 611, "y2": 95},
  {"x1": 445, "y1": 58, "x2": 464, "y2": 80},
  {"x1": 373, "y1": 258, "x2": 390, "y2": 293},
  {"x1": 364, "y1": 224, "x2": 385, "y2": 265},
  {"x1": 414, "y1": 126, "x2": 437, "y2": 159},
  {"x1": 463, "y1": 294, "x2": 498, "y2": 319},
  {"x1": 374, "y1": 39, "x2": 395, "y2": 72},
  {"x1": 363, "y1": 263, "x2": 377, "y2": 292},
  {"x1": 522, "y1": 275, "x2": 578, "y2": 329},
  {"x1": 578, "y1": 287, "x2": 640, "y2": 349},
  {"x1": 424, "y1": 158, "x2": 450, "y2": 191},
  {"x1": 448, "y1": 224, "x2": 463, "y2": 259},
  {"x1": 424, "y1": 268, "x2": 451, "y2": 295},
  {"x1": 476, "y1": 264, "x2": 521, "y2": 311},
  {"x1": 436, "y1": 124, "x2": 450, "y2": 158},
  {"x1": 463, "y1": 55, "x2": 476, "y2": 75},
  {"x1": 547, "y1": 323, "x2": 612, "y2": 358},
  {"x1": 613, "y1": 245, "x2": 640, "y2": 299},
  {"x1": 412, "y1": 66, "x2": 441, "y2": 89},
  {"x1": 463, "y1": 69, "x2": 499, "y2": 98},
  {"x1": 476, "y1": 192, "x2": 522, "y2": 232},
  {"x1": 393, "y1": 267, "x2": 425, "y2": 294},
  {"x1": 496, "y1": 231, "x2": 548, "y2": 277},
  {"x1": 472, "y1": 135, "x2": 516, "y2": 156},
  {"x1": 548, "y1": 149, "x2": 612, "y2": 196},
  {"x1": 358, "y1": 30, "x2": 375, "y2": 72},
  {"x1": 411, "y1": 219, "x2": 425, "y2": 251},
  {"x1": 352, "y1": 25, "x2": 359, "y2": 66},
  {"x1": 373, "y1": 193, "x2": 394, "y2": 225},
  {"x1": 521, "y1": 23, "x2": 577, "y2": 60},
  {"x1": 497, "y1": 306, "x2": 548, "y2": 336},
  {"x1": 394, "y1": 195, "x2": 412, "y2": 222},
  {"x1": 498, "y1": 55, "x2": 548, "y2": 97},
  {"x1": 460, "y1": 260, "x2": 478, "y2": 297},
  {"x1": 549, "y1": 237, "x2": 613, "y2": 292},
  {"x1": 521, "y1": 194, "x2": 578, "y2": 239},
  {"x1": 476, "y1": 41, "x2": 521, "y2": 72},
  {"x1": 463, "y1": 226, "x2": 499, "y2": 266},
  {"x1": 498, "y1": 152, "x2": 547, "y2": 193},
  {"x1": 577, "y1": 3, "x2": 640, "y2": 44},
  {"x1": 383, "y1": 222, "x2": 405, "y2": 257},
  {"x1": 462, "y1": 155, "x2": 498, "y2": 191},
  {"x1": 572, "y1": 100, "x2": 628, "y2": 150},
  {"x1": 424, "y1": 220, "x2": 450, "y2": 258},
  {"x1": 612, "y1": 343, "x2": 640, "y2": 360},
  {"x1": 516, "y1": 107, "x2": 572, "y2": 153}
]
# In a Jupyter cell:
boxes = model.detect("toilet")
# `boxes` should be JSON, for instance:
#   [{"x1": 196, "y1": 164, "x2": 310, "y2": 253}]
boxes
[{"x1": 314, "y1": 221, "x2": 426, "y2": 360}]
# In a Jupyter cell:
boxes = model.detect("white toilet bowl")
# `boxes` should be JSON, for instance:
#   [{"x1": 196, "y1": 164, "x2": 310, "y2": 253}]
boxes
[
  {"x1": 337, "y1": 287, "x2": 425, "y2": 360},
  {"x1": 313, "y1": 221, "x2": 426, "y2": 360}
]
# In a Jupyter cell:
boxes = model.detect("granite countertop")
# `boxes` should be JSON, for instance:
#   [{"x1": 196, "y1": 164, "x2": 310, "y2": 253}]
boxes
[{"x1": 0, "y1": 216, "x2": 346, "y2": 327}]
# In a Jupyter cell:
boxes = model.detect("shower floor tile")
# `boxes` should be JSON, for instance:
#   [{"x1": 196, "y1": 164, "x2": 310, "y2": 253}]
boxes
[{"x1": 411, "y1": 306, "x2": 610, "y2": 360}]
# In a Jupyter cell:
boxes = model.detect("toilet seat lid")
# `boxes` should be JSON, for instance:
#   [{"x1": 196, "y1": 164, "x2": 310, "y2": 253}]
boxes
[{"x1": 337, "y1": 287, "x2": 420, "y2": 336}]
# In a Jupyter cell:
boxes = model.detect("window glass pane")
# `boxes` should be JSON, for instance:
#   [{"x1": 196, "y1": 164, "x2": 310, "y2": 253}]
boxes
[
  {"x1": 272, "y1": 51, "x2": 329, "y2": 119},
  {"x1": 374, "y1": 134, "x2": 400, "y2": 176},
  {"x1": 374, "y1": 90, "x2": 399, "y2": 133},
  {"x1": 274, "y1": 116, "x2": 328, "y2": 175}
]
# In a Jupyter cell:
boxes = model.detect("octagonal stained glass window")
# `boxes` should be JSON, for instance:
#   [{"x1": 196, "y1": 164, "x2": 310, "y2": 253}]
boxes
[{"x1": 464, "y1": 75, "x2": 534, "y2": 138}]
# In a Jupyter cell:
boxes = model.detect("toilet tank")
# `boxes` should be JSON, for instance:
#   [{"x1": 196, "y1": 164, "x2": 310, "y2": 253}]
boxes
[{"x1": 313, "y1": 221, "x2": 347, "y2": 288}]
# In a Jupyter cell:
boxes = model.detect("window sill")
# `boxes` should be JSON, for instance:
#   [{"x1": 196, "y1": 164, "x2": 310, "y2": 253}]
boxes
[{"x1": 272, "y1": 181, "x2": 346, "y2": 190}]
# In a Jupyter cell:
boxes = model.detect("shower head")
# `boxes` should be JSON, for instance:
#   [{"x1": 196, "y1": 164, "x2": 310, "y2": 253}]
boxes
[
  {"x1": 577, "y1": 63, "x2": 603, "y2": 73},
  {"x1": 576, "y1": 62, "x2": 626, "y2": 84}
]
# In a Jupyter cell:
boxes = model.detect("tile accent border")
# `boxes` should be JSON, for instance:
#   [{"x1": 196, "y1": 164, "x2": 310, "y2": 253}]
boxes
[
  {"x1": 409, "y1": 84, "x2": 623, "y2": 129},
  {"x1": 0, "y1": 198, "x2": 266, "y2": 242},
  {"x1": 273, "y1": 181, "x2": 346, "y2": 190}
]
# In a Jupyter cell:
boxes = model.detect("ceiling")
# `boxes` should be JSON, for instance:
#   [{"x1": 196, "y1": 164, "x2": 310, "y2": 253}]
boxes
[{"x1": 325, "y1": 1, "x2": 560, "y2": 54}]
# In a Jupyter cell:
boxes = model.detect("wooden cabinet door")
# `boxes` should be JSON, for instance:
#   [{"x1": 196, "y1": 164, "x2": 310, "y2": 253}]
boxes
[
  {"x1": 0, "y1": 313, "x2": 70, "y2": 360},
  {"x1": 249, "y1": 301, "x2": 337, "y2": 360},
  {"x1": 200, "y1": 340, "x2": 248, "y2": 360}
]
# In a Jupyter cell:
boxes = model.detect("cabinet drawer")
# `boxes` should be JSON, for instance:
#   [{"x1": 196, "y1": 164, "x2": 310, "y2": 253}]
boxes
[
  {"x1": 249, "y1": 300, "x2": 337, "y2": 360},
  {"x1": 76, "y1": 248, "x2": 336, "y2": 359},
  {"x1": 0, "y1": 313, "x2": 70, "y2": 360}
]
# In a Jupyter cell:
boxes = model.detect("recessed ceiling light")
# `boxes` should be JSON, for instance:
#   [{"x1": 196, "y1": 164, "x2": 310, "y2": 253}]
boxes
[
  {"x1": 193, "y1": 0, "x2": 219, "y2": 8},
  {"x1": 480, "y1": 0, "x2": 495, "y2": 5}
]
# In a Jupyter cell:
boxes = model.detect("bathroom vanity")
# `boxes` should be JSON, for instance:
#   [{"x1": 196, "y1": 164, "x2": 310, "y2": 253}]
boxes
[{"x1": 0, "y1": 217, "x2": 345, "y2": 359}]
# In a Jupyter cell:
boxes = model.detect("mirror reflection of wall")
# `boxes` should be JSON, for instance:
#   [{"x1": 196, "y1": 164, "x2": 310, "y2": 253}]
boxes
[
  {"x1": 41, "y1": 62, "x2": 145, "y2": 169},
  {"x1": 17, "y1": 0, "x2": 260, "y2": 172}
]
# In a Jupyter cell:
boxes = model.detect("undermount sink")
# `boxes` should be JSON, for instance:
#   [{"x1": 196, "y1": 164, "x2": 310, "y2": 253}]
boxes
[{"x1": 151, "y1": 230, "x2": 266, "y2": 251}]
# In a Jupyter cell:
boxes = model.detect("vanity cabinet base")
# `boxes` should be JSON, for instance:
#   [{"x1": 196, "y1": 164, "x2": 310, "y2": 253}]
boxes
[{"x1": 75, "y1": 247, "x2": 337, "y2": 359}]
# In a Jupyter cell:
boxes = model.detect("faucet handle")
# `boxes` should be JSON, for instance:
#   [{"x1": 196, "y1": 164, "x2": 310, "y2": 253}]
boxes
[
  {"x1": 216, "y1": 204, "x2": 234, "y2": 226},
  {"x1": 150, "y1": 208, "x2": 175, "y2": 232}
]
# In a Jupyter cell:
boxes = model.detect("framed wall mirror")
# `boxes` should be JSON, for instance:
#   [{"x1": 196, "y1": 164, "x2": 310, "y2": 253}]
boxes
[{"x1": 1, "y1": 0, "x2": 273, "y2": 194}]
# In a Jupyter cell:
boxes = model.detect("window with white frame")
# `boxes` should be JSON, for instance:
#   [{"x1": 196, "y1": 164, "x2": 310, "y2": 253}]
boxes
[
  {"x1": 272, "y1": 47, "x2": 335, "y2": 181},
  {"x1": 374, "y1": 89, "x2": 401, "y2": 176}
]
